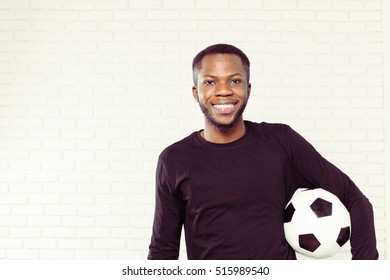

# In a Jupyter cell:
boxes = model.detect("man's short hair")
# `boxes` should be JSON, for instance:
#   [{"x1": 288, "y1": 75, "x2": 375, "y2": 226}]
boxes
[{"x1": 192, "y1": 43, "x2": 250, "y2": 85}]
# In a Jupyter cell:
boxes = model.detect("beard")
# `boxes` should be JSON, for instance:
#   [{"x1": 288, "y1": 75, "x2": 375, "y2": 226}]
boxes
[{"x1": 199, "y1": 99, "x2": 248, "y2": 131}]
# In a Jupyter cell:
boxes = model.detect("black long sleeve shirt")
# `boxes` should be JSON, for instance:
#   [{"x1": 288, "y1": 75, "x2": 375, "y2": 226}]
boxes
[{"x1": 148, "y1": 121, "x2": 378, "y2": 260}]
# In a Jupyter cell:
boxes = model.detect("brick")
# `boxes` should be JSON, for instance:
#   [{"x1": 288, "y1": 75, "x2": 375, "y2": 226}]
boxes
[
  {"x1": 7, "y1": 117, "x2": 42, "y2": 127},
  {"x1": 28, "y1": 193, "x2": 61, "y2": 204},
  {"x1": 95, "y1": 128, "x2": 128, "y2": 139},
  {"x1": 62, "y1": 194, "x2": 94, "y2": 205},
  {"x1": 315, "y1": 11, "x2": 349, "y2": 20},
  {"x1": 76, "y1": 140, "x2": 110, "y2": 150},
  {"x1": 351, "y1": 163, "x2": 384, "y2": 174},
  {"x1": 368, "y1": 175, "x2": 385, "y2": 186},
  {"x1": 32, "y1": 21, "x2": 64, "y2": 31},
  {"x1": 147, "y1": 10, "x2": 180, "y2": 20},
  {"x1": 113, "y1": 199, "x2": 145, "y2": 212},
  {"x1": 265, "y1": 21, "x2": 298, "y2": 31},
  {"x1": 317, "y1": 32, "x2": 349, "y2": 42},
  {"x1": 74, "y1": 250, "x2": 108, "y2": 259},
  {"x1": 80, "y1": 11, "x2": 113, "y2": 21},
  {"x1": 59, "y1": 239, "x2": 92, "y2": 250},
  {"x1": 350, "y1": 32, "x2": 382, "y2": 43},
  {"x1": 28, "y1": 217, "x2": 61, "y2": 227},
  {"x1": 61, "y1": 129, "x2": 94, "y2": 139},
  {"x1": 0, "y1": 150, "x2": 29, "y2": 160},
  {"x1": 366, "y1": 1, "x2": 382, "y2": 10},
  {"x1": 44, "y1": 118, "x2": 76, "y2": 128},
  {"x1": 299, "y1": 21, "x2": 331, "y2": 31},
  {"x1": 62, "y1": 217, "x2": 95, "y2": 228},
  {"x1": 63, "y1": 1, "x2": 94, "y2": 10},
  {"x1": 43, "y1": 182, "x2": 77, "y2": 193},
  {"x1": 77, "y1": 184, "x2": 109, "y2": 194},
  {"x1": 95, "y1": 195, "x2": 128, "y2": 205},
  {"x1": 30, "y1": 0, "x2": 62, "y2": 9},
  {"x1": 264, "y1": 0, "x2": 297, "y2": 9},
  {"x1": 95, "y1": 216, "x2": 129, "y2": 227},
  {"x1": 77, "y1": 118, "x2": 110, "y2": 128},
  {"x1": 78, "y1": 205, "x2": 111, "y2": 216},
  {"x1": 13, "y1": 205, "x2": 45, "y2": 216},
  {"x1": 350, "y1": 11, "x2": 382, "y2": 21},
  {"x1": 351, "y1": 97, "x2": 383, "y2": 107},
  {"x1": 111, "y1": 228, "x2": 146, "y2": 239},
  {"x1": 47, "y1": 11, "x2": 79, "y2": 21},
  {"x1": 351, "y1": 142, "x2": 384, "y2": 152},
  {"x1": 64, "y1": 43, "x2": 97, "y2": 54},
  {"x1": 93, "y1": 239, "x2": 126, "y2": 250},
  {"x1": 93, "y1": 172, "x2": 127, "y2": 183},
  {"x1": 0, "y1": 0, "x2": 29, "y2": 9},
  {"x1": 28, "y1": 129, "x2": 61, "y2": 139},
  {"x1": 77, "y1": 228, "x2": 110, "y2": 238},
  {"x1": 6, "y1": 249, "x2": 40, "y2": 259},
  {"x1": 113, "y1": 10, "x2": 146, "y2": 20},
  {"x1": 299, "y1": 0, "x2": 331, "y2": 10},
  {"x1": 127, "y1": 238, "x2": 150, "y2": 250},
  {"x1": 333, "y1": 1, "x2": 365, "y2": 10},
  {"x1": 45, "y1": 205, "x2": 78, "y2": 216},
  {"x1": 334, "y1": 131, "x2": 367, "y2": 141},
  {"x1": 61, "y1": 107, "x2": 94, "y2": 118},
  {"x1": 59, "y1": 172, "x2": 94, "y2": 183},
  {"x1": 215, "y1": 10, "x2": 249, "y2": 20},
  {"x1": 180, "y1": 10, "x2": 213, "y2": 20},
  {"x1": 80, "y1": 74, "x2": 113, "y2": 85},
  {"x1": 368, "y1": 131, "x2": 384, "y2": 141},
  {"x1": 15, "y1": 74, "x2": 46, "y2": 84},
  {"x1": 41, "y1": 250, "x2": 75, "y2": 259},
  {"x1": 42, "y1": 140, "x2": 76, "y2": 151},
  {"x1": 24, "y1": 239, "x2": 57, "y2": 249},
  {"x1": 0, "y1": 206, "x2": 11, "y2": 216},
  {"x1": 0, "y1": 106, "x2": 26, "y2": 118},
  {"x1": 95, "y1": 0, "x2": 128, "y2": 10},
  {"x1": 9, "y1": 183, "x2": 42, "y2": 194},
  {"x1": 111, "y1": 182, "x2": 146, "y2": 194},
  {"x1": 0, "y1": 217, "x2": 27, "y2": 227}
]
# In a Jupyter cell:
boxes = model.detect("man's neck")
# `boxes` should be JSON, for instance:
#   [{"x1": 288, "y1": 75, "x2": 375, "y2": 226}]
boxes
[{"x1": 201, "y1": 119, "x2": 246, "y2": 144}]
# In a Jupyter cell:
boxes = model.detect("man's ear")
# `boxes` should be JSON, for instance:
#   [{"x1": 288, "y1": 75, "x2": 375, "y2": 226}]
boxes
[
  {"x1": 192, "y1": 86, "x2": 199, "y2": 102},
  {"x1": 247, "y1": 83, "x2": 251, "y2": 99}
]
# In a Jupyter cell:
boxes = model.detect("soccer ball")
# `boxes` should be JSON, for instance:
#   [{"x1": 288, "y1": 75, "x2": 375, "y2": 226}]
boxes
[{"x1": 284, "y1": 188, "x2": 351, "y2": 259}]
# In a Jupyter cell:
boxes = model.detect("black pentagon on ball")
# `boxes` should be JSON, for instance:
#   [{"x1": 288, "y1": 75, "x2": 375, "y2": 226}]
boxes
[
  {"x1": 336, "y1": 226, "x2": 351, "y2": 247},
  {"x1": 299, "y1": 233, "x2": 321, "y2": 252},
  {"x1": 284, "y1": 203, "x2": 295, "y2": 223},
  {"x1": 310, "y1": 197, "x2": 333, "y2": 218}
]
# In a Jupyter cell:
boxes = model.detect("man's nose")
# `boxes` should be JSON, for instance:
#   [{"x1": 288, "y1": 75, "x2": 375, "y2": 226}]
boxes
[{"x1": 214, "y1": 82, "x2": 233, "y2": 96}]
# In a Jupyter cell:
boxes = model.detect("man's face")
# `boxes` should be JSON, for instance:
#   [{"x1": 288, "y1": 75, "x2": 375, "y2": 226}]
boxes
[{"x1": 192, "y1": 54, "x2": 251, "y2": 131}]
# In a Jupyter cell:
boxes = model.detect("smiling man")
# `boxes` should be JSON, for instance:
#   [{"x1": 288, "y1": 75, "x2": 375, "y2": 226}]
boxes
[
  {"x1": 148, "y1": 44, "x2": 378, "y2": 260},
  {"x1": 192, "y1": 49, "x2": 250, "y2": 143}
]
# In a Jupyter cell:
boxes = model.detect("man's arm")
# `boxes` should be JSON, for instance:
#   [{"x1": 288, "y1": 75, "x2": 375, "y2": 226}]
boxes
[
  {"x1": 148, "y1": 156, "x2": 184, "y2": 260},
  {"x1": 285, "y1": 125, "x2": 379, "y2": 259}
]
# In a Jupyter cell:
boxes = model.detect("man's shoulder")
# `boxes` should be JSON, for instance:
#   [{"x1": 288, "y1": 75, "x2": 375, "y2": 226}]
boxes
[
  {"x1": 246, "y1": 120, "x2": 291, "y2": 134},
  {"x1": 159, "y1": 132, "x2": 199, "y2": 159}
]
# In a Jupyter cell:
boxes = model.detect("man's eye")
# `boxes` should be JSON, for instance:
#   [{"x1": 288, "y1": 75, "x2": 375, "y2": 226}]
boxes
[
  {"x1": 204, "y1": 80, "x2": 215, "y2": 85},
  {"x1": 231, "y1": 79, "x2": 241, "y2": 84}
]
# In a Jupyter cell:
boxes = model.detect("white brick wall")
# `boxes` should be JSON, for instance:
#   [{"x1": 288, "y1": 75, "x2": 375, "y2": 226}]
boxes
[{"x1": 0, "y1": 0, "x2": 387, "y2": 260}]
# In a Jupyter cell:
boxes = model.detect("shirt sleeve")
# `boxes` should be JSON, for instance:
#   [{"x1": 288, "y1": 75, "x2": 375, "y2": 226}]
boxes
[
  {"x1": 148, "y1": 155, "x2": 184, "y2": 260},
  {"x1": 285, "y1": 125, "x2": 379, "y2": 260}
]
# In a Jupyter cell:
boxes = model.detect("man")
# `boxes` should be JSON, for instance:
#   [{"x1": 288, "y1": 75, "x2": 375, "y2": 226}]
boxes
[{"x1": 148, "y1": 43, "x2": 378, "y2": 260}]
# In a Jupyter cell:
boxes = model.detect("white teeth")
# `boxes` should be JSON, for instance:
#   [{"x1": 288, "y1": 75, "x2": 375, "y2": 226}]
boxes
[{"x1": 213, "y1": 104, "x2": 234, "y2": 109}]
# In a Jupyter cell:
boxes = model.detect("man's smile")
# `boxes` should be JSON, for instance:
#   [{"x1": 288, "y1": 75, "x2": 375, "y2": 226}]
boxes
[{"x1": 211, "y1": 101, "x2": 239, "y2": 114}]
